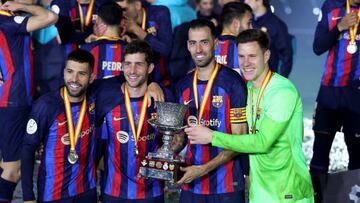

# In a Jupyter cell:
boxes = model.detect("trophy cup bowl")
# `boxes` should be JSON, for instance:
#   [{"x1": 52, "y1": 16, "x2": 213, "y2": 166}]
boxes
[{"x1": 139, "y1": 102, "x2": 187, "y2": 182}]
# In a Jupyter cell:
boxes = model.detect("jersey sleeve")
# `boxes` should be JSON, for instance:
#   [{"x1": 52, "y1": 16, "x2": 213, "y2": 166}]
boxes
[
  {"x1": 144, "y1": 6, "x2": 172, "y2": 56},
  {"x1": 0, "y1": 15, "x2": 29, "y2": 34},
  {"x1": 313, "y1": 2, "x2": 341, "y2": 55},
  {"x1": 229, "y1": 75, "x2": 247, "y2": 124},
  {"x1": 212, "y1": 86, "x2": 298, "y2": 153},
  {"x1": 51, "y1": 0, "x2": 89, "y2": 44},
  {"x1": 21, "y1": 99, "x2": 51, "y2": 201}
]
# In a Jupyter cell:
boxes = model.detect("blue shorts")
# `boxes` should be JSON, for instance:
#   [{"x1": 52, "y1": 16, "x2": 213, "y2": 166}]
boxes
[
  {"x1": 313, "y1": 84, "x2": 360, "y2": 135},
  {"x1": 0, "y1": 107, "x2": 31, "y2": 162},
  {"x1": 41, "y1": 189, "x2": 97, "y2": 203},
  {"x1": 102, "y1": 194, "x2": 164, "y2": 203},
  {"x1": 179, "y1": 190, "x2": 245, "y2": 203}
]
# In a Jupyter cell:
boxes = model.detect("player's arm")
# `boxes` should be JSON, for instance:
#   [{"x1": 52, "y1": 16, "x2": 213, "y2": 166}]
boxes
[
  {"x1": 177, "y1": 123, "x2": 247, "y2": 184},
  {"x1": 21, "y1": 102, "x2": 49, "y2": 202},
  {"x1": 313, "y1": 4, "x2": 356, "y2": 55},
  {"x1": 187, "y1": 87, "x2": 298, "y2": 153},
  {"x1": 274, "y1": 22, "x2": 293, "y2": 78},
  {"x1": 143, "y1": 6, "x2": 172, "y2": 56},
  {"x1": 1, "y1": 1, "x2": 58, "y2": 32}
]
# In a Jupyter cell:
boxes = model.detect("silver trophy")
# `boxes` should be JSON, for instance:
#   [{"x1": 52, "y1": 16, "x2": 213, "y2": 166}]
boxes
[{"x1": 139, "y1": 102, "x2": 187, "y2": 182}]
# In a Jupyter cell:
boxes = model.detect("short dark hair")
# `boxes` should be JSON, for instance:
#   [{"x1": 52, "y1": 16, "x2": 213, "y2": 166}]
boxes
[
  {"x1": 124, "y1": 40, "x2": 154, "y2": 65},
  {"x1": 97, "y1": 2, "x2": 123, "y2": 26},
  {"x1": 220, "y1": 2, "x2": 252, "y2": 27},
  {"x1": 188, "y1": 19, "x2": 216, "y2": 38},
  {"x1": 66, "y1": 49, "x2": 95, "y2": 72},
  {"x1": 263, "y1": 0, "x2": 270, "y2": 7},
  {"x1": 236, "y1": 29, "x2": 270, "y2": 51}
]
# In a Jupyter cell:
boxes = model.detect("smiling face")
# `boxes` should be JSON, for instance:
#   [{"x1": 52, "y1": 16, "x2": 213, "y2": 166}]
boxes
[
  {"x1": 238, "y1": 41, "x2": 270, "y2": 87},
  {"x1": 123, "y1": 52, "x2": 153, "y2": 89},
  {"x1": 64, "y1": 60, "x2": 94, "y2": 102},
  {"x1": 187, "y1": 27, "x2": 217, "y2": 68}
]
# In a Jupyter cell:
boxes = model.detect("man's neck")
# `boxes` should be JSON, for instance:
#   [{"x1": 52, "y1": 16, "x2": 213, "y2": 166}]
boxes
[
  {"x1": 222, "y1": 27, "x2": 235, "y2": 36},
  {"x1": 254, "y1": 5, "x2": 267, "y2": 17},
  {"x1": 103, "y1": 26, "x2": 120, "y2": 38},
  {"x1": 197, "y1": 60, "x2": 216, "y2": 81},
  {"x1": 136, "y1": 8, "x2": 144, "y2": 25},
  {"x1": 125, "y1": 83, "x2": 147, "y2": 98},
  {"x1": 252, "y1": 66, "x2": 269, "y2": 88}
]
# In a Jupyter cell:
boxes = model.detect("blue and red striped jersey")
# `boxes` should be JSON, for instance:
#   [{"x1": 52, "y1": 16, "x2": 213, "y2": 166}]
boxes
[
  {"x1": 96, "y1": 79, "x2": 168, "y2": 200},
  {"x1": 21, "y1": 90, "x2": 97, "y2": 202},
  {"x1": 50, "y1": 0, "x2": 100, "y2": 44},
  {"x1": 143, "y1": 5, "x2": 172, "y2": 87},
  {"x1": 313, "y1": 0, "x2": 360, "y2": 87},
  {"x1": 175, "y1": 65, "x2": 248, "y2": 195},
  {"x1": 0, "y1": 13, "x2": 33, "y2": 107},
  {"x1": 81, "y1": 38, "x2": 127, "y2": 80},
  {"x1": 215, "y1": 35, "x2": 239, "y2": 70}
]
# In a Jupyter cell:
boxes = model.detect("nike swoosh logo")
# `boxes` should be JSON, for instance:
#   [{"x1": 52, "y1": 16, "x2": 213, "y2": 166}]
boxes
[
  {"x1": 332, "y1": 16, "x2": 342, "y2": 21},
  {"x1": 184, "y1": 99, "x2": 193, "y2": 105},
  {"x1": 58, "y1": 121, "x2": 67, "y2": 126},
  {"x1": 113, "y1": 117, "x2": 127, "y2": 121}
]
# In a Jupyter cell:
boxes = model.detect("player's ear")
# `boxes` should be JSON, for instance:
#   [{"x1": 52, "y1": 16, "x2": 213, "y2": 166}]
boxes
[
  {"x1": 148, "y1": 63, "x2": 154, "y2": 74},
  {"x1": 214, "y1": 37, "x2": 219, "y2": 50},
  {"x1": 264, "y1": 49, "x2": 270, "y2": 64}
]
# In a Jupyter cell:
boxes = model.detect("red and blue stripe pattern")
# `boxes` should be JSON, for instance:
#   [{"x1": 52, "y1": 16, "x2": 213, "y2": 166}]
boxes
[
  {"x1": 215, "y1": 35, "x2": 239, "y2": 69},
  {"x1": 103, "y1": 99, "x2": 163, "y2": 199},
  {"x1": 81, "y1": 39, "x2": 127, "y2": 79},
  {"x1": 176, "y1": 67, "x2": 246, "y2": 195},
  {"x1": 39, "y1": 105, "x2": 96, "y2": 202},
  {"x1": 323, "y1": 7, "x2": 360, "y2": 86}
]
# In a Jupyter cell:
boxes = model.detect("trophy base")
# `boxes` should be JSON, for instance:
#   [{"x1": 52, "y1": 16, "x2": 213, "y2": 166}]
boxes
[{"x1": 139, "y1": 157, "x2": 183, "y2": 183}]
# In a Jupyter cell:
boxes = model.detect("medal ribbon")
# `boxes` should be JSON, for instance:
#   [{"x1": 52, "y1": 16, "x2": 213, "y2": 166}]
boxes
[
  {"x1": 63, "y1": 87, "x2": 87, "y2": 151},
  {"x1": 193, "y1": 63, "x2": 220, "y2": 122},
  {"x1": 346, "y1": 0, "x2": 360, "y2": 44},
  {"x1": 78, "y1": 0, "x2": 95, "y2": 32},
  {"x1": 141, "y1": 8, "x2": 146, "y2": 30},
  {"x1": 96, "y1": 36, "x2": 123, "y2": 41},
  {"x1": 124, "y1": 86, "x2": 148, "y2": 148},
  {"x1": 249, "y1": 70, "x2": 272, "y2": 134}
]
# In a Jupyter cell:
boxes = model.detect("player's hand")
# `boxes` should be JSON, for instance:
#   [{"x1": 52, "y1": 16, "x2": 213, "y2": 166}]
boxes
[
  {"x1": 177, "y1": 165, "x2": 206, "y2": 184},
  {"x1": 1, "y1": 1, "x2": 24, "y2": 12},
  {"x1": 338, "y1": 12, "x2": 359, "y2": 31},
  {"x1": 147, "y1": 82, "x2": 164, "y2": 107},
  {"x1": 93, "y1": 21, "x2": 106, "y2": 37},
  {"x1": 185, "y1": 125, "x2": 213, "y2": 145},
  {"x1": 85, "y1": 34, "x2": 97, "y2": 43}
]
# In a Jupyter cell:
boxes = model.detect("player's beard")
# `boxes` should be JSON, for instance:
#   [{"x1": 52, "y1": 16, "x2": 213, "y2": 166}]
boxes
[{"x1": 65, "y1": 82, "x2": 88, "y2": 99}]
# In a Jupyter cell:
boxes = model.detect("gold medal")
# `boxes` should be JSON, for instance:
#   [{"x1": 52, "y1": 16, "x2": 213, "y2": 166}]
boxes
[
  {"x1": 347, "y1": 42, "x2": 358, "y2": 54},
  {"x1": 67, "y1": 150, "x2": 79, "y2": 164},
  {"x1": 346, "y1": 0, "x2": 360, "y2": 54},
  {"x1": 63, "y1": 88, "x2": 87, "y2": 165}
]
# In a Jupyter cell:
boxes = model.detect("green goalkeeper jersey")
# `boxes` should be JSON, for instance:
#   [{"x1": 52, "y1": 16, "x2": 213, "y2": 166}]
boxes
[{"x1": 212, "y1": 73, "x2": 314, "y2": 202}]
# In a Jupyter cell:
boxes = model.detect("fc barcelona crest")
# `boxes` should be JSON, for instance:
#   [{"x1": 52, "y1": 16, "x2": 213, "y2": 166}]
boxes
[
  {"x1": 89, "y1": 102, "x2": 95, "y2": 114},
  {"x1": 212, "y1": 95, "x2": 223, "y2": 108}
]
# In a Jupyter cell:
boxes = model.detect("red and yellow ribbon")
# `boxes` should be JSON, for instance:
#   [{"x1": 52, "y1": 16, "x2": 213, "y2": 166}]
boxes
[
  {"x1": 124, "y1": 85, "x2": 148, "y2": 151},
  {"x1": 78, "y1": 0, "x2": 95, "y2": 32},
  {"x1": 0, "y1": 10, "x2": 13, "y2": 16},
  {"x1": 249, "y1": 70, "x2": 272, "y2": 134},
  {"x1": 346, "y1": 0, "x2": 360, "y2": 45},
  {"x1": 192, "y1": 63, "x2": 220, "y2": 122},
  {"x1": 63, "y1": 87, "x2": 87, "y2": 152}
]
